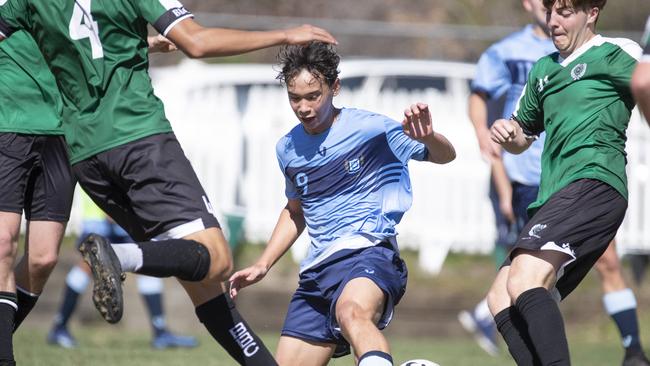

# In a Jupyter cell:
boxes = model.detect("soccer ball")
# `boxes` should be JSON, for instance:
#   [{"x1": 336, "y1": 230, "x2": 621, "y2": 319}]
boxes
[{"x1": 399, "y1": 360, "x2": 441, "y2": 366}]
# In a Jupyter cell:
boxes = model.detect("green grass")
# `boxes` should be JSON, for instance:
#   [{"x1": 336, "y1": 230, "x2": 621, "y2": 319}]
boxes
[{"x1": 14, "y1": 326, "x2": 631, "y2": 365}]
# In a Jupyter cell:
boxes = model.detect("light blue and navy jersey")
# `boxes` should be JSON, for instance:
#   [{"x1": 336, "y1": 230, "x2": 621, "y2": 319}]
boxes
[
  {"x1": 472, "y1": 25, "x2": 556, "y2": 186},
  {"x1": 277, "y1": 108, "x2": 427, "y2": 272}
]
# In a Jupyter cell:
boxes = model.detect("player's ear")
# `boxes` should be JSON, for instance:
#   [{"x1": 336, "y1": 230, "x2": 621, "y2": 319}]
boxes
[{"x1": 332, "y1": 78, "x2": 341, "y2": 96}]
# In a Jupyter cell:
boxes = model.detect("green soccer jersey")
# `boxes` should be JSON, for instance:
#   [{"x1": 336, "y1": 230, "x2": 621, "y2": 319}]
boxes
[
  {"x1": 0, "y1": 0, "x2": 194, "y2": 163},
  {"x1": 0, "y1": 30, "x2": 62, "y2": 135},
  {"x1": 513, "y1": 35, "x2": 641, "y2": 215}
]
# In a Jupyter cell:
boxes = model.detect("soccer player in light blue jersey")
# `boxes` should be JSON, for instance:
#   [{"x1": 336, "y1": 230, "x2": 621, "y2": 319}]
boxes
[{"x1": 229, "y1": 42, "x2": 455, "y2": 366}]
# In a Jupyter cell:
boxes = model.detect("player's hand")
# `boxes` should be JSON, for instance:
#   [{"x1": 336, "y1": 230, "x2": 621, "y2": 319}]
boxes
[
  {"x1": 490, "y1": 119, "x2": 518, "y2": 144},
  {"x1": 402, "y1": 103, "x2": 435, "y2": 143},
  {"x1": 148, "y1": 34, "x2": 177, "y2": 53},
  {"x1": 228, "y1": 264, "x2": 269, "y2": 299},
  {"x1": 284, "y1": 24, "x2": 338, "y2": 45}
]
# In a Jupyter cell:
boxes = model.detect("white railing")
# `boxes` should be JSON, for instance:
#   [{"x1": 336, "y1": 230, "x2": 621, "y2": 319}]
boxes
[{"x1": 65, "y1": 60, "x2": 650, "y2": 273}]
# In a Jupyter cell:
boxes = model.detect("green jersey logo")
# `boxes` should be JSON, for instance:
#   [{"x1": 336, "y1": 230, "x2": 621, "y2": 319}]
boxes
[{"x1": 571, "y1": 63, "x2": 587, "y2": 81}]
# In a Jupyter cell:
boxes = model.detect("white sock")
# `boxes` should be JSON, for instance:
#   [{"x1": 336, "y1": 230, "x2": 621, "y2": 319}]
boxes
[
  {"x1": 603, "y1": 288, "x2": 637, "y2": 315},
  {"x1": 111, "y1": 243, "x2": 143, "y2": 272},
  {"x1": 474, "y1": 298, "x2": 492, "y2": 323},
  {"x1": 136, "y1": 275, "x2": 163, "y2": 295},
  {"x1": 66, "y1": 265, "x2": 91, "y2": 293},
  {"x1": 358, "y1": 351, "x2": 393, "y2": 366}
]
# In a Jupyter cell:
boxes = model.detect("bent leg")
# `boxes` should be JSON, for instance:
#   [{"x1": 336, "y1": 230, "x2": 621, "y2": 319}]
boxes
[
  {"x1": 0, "y1": 212, "x2": 21, "y2": 364},
  {"x1": 275, "y1": 336, "x2": 334, "y2": 366},
  {"x1": 336, "y1": 277, "x2": 391, "y2": 365}
]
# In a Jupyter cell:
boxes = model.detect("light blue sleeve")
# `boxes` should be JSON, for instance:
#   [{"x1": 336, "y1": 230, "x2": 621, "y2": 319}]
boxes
[
  {"x1": 384, "y1": 117, "x2": 427, "y2": 164},
  {"x1": 471, "y1": 45, "x2": 511, "y2": 99},
  {"x1": 276, "y1": 138, "x2": 300, "y2": 200}
]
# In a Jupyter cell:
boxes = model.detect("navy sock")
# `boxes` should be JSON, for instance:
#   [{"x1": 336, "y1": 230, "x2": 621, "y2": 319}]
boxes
[
  {"x1": 53, "y1": 285, "x2": 81, "y2": 329},
  {"x1": 515, "y1": 287, "x2": 570, "y2": 366},
  {"x1": 195, "y1": 294, "x2": 277, "y2": 366},
  {"x1": 0, "y1": 292, "x2": 17, "y2": 363},
  {"x1": 13, "y1": 287, "x2": 38, "y2": 331},
  {"x1": 142, "y1": 293, "x2": 166, "y2": 337},
  {"x1": 603, "y1": 289, "x2": 642, "y2": 353},
  {"x1": 494, "y1": 307, "x2": 541, "y2": 366}
]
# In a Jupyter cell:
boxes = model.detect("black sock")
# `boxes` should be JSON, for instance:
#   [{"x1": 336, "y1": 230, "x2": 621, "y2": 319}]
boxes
[
  {"x1": 53, "y1": 285, "x2": 81, "y2": 330},
  {"x1": 495, "y1": 307, "x2": 542, "y2": 366},
  {"x1": 0, "y1": 292, "x2": 17, "y2": 363},
  {"x1": 195, "y1": 294, "x2": 277, "y2": 366},
  {"x1": 135, "y1": 239, "x2": 210, "y2": 281},
  {"x1": 142, "y1": 293, "x2": 166, "y2": 337},
  {"x1": 515, "y1": 287, "x2": 570, "y2": 366},
  {"x1": 13, "y1": 287, "x2": 38, "y2": 332}
]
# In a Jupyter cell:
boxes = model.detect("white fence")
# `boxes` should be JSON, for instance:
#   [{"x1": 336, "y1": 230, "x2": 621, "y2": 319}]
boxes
[{"x1": 66, "y1": 59, "x2": 650, "y2": 273}]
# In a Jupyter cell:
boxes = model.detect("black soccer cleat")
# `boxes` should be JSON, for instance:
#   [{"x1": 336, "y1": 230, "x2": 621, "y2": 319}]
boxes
[{"x1": 79, "y1": 233, "x2": 125, "y2": 324}]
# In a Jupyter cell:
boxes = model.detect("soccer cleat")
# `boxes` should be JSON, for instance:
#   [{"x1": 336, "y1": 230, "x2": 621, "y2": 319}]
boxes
[
  {"x1": 47, "y1": 326, "x2": 77, "y2": 349},
  {"x1": 458, "y1": 310, "x2": 499, "y2": 356},
  {"x1": 623, "y1": 349, "x2": 650, "y2": 366},
  {"x1": 79, "y1": 233, "x2": 125, "y2": 324},
  {"x1": 332, "y1": 343, "x2": 351, "y2": 358},
  {"x1": 151, "y1": 331, "x2": 199, "y2": 349}
]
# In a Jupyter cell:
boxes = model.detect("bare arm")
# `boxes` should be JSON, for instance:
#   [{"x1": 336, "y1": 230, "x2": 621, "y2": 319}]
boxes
[
  {"x1": 468, "y1": 92, "x2": 499, "y2": 161},
  {"x1": 632, "y1": 62, "x2": 650, "y2": 125},
  {"x1": 402, "y1": 103, "x2": 456, "y2": 164},
  {"x1": 166, "y1": 19, "x2": 337, "y2": 59},
  {"x1": 490, "y1": 118, "x2": 533, "y2": 154},
  {"x1": 229, "y1": 199, "x2": 305, "y2": 297}
]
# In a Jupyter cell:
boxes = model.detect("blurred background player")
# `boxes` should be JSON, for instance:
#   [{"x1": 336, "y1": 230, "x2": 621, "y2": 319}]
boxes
[
  {"x1": 461, "y1": 2, "x2": 650, "y2": 364},
  {"x1": 230, "y1": 42, "x2": 456, "y2": 366},
  {"x1": 632, "y1": 16, "x2": 650, "y2": 120},
  {"x1": 47, "y1": 192, "x2": 198, "y2": 350},
  {"x1": 487, "y1": 0, "x2": 647, "y2": 365}
]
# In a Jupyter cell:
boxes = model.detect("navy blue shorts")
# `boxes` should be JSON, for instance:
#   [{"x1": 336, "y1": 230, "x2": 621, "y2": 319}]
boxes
[
  {"x1": 490, "y1": 180, "x2": 539, "y2": 248},
  {"x1": 281, "y1": 243, "x2": 407, "y2": 347}
]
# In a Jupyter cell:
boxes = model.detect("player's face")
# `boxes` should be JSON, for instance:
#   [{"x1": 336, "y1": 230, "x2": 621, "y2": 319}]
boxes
[
  {"x1": 524, "y1": 0, "x2": 550, "y2": 34},
  {"x1": 286, "y1": 69, "x2": 340, "y2": 135},
  {"x1": 546, "y1": 3, "x2": 599, "y2": 57}
]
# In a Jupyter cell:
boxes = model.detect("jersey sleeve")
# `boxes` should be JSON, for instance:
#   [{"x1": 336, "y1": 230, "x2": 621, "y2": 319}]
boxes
[
  {"x1": 470, "y1": 46, "x2": 510, "y2": 99},
  {"x1": 607, "y1": 40, "x2": 642, "y2": 91},
  {"x1": 0, "y1": 0, "x2": 29, "y2": 38},
  {"x1": 512, "y1": 68, "x2": 544, "y2": 137},
  {"x1": 276, "y1": 138, "x2": 300, "y2": 200},
  {"x1": 135, "y1": 0, "x2": 194, "y2": 36},
  {"x1": 384, "y1": 117, "x2": 428, "y2": 164}
]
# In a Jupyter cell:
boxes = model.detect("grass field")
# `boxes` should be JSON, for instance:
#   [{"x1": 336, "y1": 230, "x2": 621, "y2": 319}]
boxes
[
  {"x1": 12, "y1": 240, "x2": 650, "y2": 365},
  {"x1": 14, "y1": 325, "x2": 635, "y2": 365}
]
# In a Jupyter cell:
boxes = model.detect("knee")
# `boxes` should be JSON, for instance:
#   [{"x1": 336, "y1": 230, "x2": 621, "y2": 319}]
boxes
[
  {"x1": 30, "y1": 251, "x2": 59, "y2": 277},
  {"x1": 0, "y1": 231, "x2": 18, "y2": 260},
  {"x1": 595, "y1": 252, "x2": 620, "y2": 275},
  {"x1": 336, "y1": 301, "x2": 367, "y2": 331},
  {"x1": 506, "y1": 274, "x2": 531, "y2": 303},
  {"x1": 206, "y1": 251, "x2": 233, "y2": 282}
]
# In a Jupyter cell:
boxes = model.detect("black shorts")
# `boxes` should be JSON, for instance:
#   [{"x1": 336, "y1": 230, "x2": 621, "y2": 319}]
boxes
[
  {"x1": 72, "y1": 133, "x2": 220, "y2": 242},
  {"x1": 506, "y1": 179, "x2": 627, "y2": 300},
  {"x1": 0, "y1": 133, "x2": 74, "y2": 221}
]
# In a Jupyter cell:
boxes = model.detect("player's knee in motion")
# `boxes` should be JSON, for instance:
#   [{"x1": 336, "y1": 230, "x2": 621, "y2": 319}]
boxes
[
  {"x1": 594, "y1": 247, "x2": 621, "y2": 276},
  {"x1": 28, "y1": 250, "x2": 59, "y2": 280},
  {"x1": 336, "y1": 299, "x2": 376, "y2": 334},
  {"x1": 0, "y1": 230, "x2": 18, "y2": 264},
  {"x1": 199, "y1": 239, "x2": 233, "y2": 283}
]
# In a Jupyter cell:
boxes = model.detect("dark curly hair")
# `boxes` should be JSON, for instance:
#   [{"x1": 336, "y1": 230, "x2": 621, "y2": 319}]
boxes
[
  {"x1": 276, "y1": 41, "x2": 340, "y2": 87},
  {"x1": 542, "y1": 0, "x2": 606, "y2": 11}
]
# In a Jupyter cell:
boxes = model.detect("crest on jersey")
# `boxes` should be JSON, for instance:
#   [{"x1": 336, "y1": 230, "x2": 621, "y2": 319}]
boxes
[
  {"x1": 570, "y1": 63, "x2": 587, "y2": 81},
  {"x1": 344, "y1": 156, "x2": 364, "y2": 174}
]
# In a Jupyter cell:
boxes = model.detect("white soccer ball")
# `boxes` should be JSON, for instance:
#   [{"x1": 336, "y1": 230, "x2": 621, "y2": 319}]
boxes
[{"x1": 399, "y1": 360, "x2": 441, "y2": 366}]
